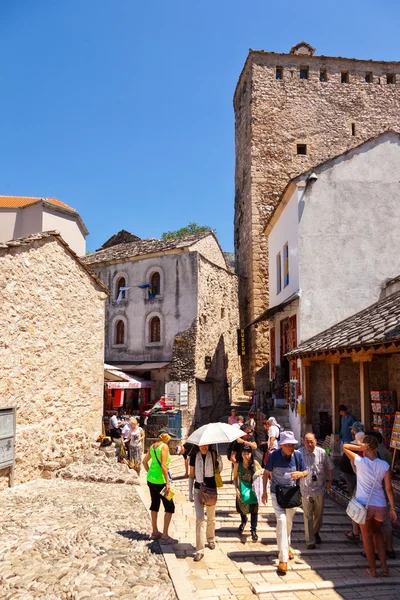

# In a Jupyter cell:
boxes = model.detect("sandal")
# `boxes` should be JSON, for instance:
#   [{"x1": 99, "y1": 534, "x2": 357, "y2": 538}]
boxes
[
  {"x1": 365, "y1": 569, "x2": 377, "y2": 578},
  {"x1": 150, "y1": 532, "x2": 162, "y2": 540},
  {"x1": 381, "y1": 570, "x2": 390, "y2": 577},
  {"x1": 345, "y1": 532, "x2": 360, "y2": 542},
  {"x1": 160, "y1": 536, "x2": 178, "y2": 545}
]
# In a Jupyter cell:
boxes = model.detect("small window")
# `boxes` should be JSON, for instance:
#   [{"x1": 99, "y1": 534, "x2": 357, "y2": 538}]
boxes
[
  {"x1": 276, "y1": 67, "x2": 283, "y2": 80},
  {"x1": 116, "y1": 277, "x2": 126, "y2": 300},
  {"x1": 283, "y1": 243, "x2": 289, "y2": 287},
  {"x1": 387, "y1": 74, "x2": 396, "y2": 85},
  {"x1": 150, "y1": 271, "x2": 161, "y2": 296},
  {"x1": 365, "y1": 72, "x2": 372, "y2": 83},
  {"x1": 351, "y1": 123, "x2": 356, "y2": 136},
  {"x1": 115, "y1": 320, "x2": 125, "y2": 345},
  {"x1": 320, "y1": 69, "x2": 327, "y2": 82},
  {"x1": 341, "y1": 71, "x2": 349, "y2": 84},
  {"x1": 297, "y1": 144, "x2": 307, "y2": 155},
  {"x1": 276, "y1": 253, "x2": 282, "y2": 294},
  {"x1": 150, "y1": 316, "x2": 160, "y2": 343},
  {"x1": 300, "y1": 67, "x2": 309, "y2": 80}
]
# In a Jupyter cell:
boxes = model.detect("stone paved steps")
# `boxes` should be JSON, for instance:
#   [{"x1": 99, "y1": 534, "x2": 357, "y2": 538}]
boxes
[
  {"x1": 240, "y1": 558, "x2": 400, "y2": 574},
  {"x1": 254, "y1": 576, "x2": 400, "y2": 597}
]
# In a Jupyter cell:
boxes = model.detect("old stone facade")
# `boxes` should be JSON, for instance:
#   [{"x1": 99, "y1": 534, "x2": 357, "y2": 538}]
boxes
[
  {"x1": 84, "y1": 232, "x2": 242, "y2": 437},
  {"x1": 0, "y1": 232, "x2": 107, "y2": 486},
  {"x1": 234, "y1": 41, "x2": 400, "y2": 388}
]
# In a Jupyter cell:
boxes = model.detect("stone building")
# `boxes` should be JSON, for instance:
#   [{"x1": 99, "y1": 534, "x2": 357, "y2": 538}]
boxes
[
  {"x1": 234, "y1": 40, "x2": 400, "y2": 389},
  {"x1": 261, "y1": 131, "x2": 400, "y2": 441},
  {"x1": 83, "y1": 231, "x2": 242, "y2": 437},
  {"x1": 0, "y1": 195, "x2": 88, "y2": 255},
  {"x1": 0, "y1": 232, "x2": 108, "y2": 486}
]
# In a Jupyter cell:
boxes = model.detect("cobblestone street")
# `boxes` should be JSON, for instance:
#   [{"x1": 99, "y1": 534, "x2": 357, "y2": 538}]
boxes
[
  {"x1": 0, "y1": 478, "x2": 176, "y2": 600},
  {"x1": 138, "y1": 454, "x2": 400, "y2": 600}
]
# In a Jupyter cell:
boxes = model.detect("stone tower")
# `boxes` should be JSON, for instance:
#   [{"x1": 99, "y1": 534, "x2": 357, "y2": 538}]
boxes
[{"x1": 234, "y1": 41, "x2": 400, "y2": 389}]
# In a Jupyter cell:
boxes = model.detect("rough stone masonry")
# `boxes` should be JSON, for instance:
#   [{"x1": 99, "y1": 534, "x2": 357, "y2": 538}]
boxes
[{"x1": 234, "y1": 41, "x2": 400, "y2": 389}]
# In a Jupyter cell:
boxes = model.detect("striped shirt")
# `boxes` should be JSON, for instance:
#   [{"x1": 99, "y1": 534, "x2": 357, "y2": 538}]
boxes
[{"x1": 299, "y1": 446, "x2": 334, "y2": 498}]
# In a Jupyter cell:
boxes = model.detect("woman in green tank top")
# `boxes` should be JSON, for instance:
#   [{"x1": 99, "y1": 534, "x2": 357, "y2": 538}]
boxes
[{"x1": 143, "y1": 428, "x2": 178, "y2": 545}]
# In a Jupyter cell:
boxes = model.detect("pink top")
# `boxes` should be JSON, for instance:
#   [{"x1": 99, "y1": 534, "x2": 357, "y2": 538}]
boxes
[{"x1": 228, "y1": 416, "x2": 238, "y2": 425}]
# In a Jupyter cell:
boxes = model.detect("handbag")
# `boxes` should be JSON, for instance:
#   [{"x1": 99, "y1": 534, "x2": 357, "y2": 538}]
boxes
[
  {"x1": 275, "y1": 452, "x2": 302, "y2": 509},
  {"x1": 239, "y1": 462, "x2": 258, "y2": 504},
  {"x1": 212, "y1": 451, "x2": 223, "y2": 488},
  {"x1": 198, "y1": 451, "x2": 218, "y2": 506},
  {"x1": 346, "y1": 466, "x2": 381, "y2": 525}
]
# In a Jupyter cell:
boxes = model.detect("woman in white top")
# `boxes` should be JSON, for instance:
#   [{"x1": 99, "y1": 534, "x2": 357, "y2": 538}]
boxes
[
  {"x1": 127, "y1": 417, "x2": 145, "y2": 474},
  {"x1": 344, "y1": 435, "x2": 397, "y2": 578}
]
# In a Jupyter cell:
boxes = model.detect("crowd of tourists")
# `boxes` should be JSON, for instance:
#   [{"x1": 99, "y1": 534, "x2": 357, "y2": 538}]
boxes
[{"x1": 108, "y1": 403, "x2": 398, "y2": 578}]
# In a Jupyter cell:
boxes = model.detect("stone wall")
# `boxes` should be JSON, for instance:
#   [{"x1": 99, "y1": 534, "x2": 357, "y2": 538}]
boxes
[
  {"x1": 234, "y1": 44, "x2": 400, "y2": 388},
  {"x1": 0, "y1": 237, "x2": 106, "y2": 485},
  {"x1": 195, "y1": 255, "x2": 243, "y2": 424}
]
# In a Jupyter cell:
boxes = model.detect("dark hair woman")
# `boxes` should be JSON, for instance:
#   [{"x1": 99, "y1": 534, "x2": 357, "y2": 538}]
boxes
[
  {"x1": 233, "y1": 445, "x2": 262, "y2": 541},
  {"x1": 343, "y1": 435, "x2": 397, "y2": 577}
]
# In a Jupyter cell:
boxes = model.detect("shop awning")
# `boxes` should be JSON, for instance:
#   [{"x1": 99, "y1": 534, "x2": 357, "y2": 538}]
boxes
[
  {"x1": 104, "y1": 364, "x2": 152, "y2": 388},
  {"x1": 109, "y1": 362, "x2": 170, "y2": 372}
]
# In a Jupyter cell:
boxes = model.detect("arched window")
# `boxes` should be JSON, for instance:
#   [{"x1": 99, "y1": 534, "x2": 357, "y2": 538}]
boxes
[
  {"x1": 115, "y1": 320, "x2": 125, "y2": 345},
  {"x1": 116, "y1": 277, "x2": 126, "y2": 300},
  {"x1": 150, "y1": 271, "x2": 161, "y2": 296},
  {"x1": 150, "y1": 316, "x2": 160, "y2": 342}
]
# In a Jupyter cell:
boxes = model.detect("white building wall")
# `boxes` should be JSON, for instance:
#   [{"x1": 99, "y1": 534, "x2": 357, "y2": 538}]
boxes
[
  {"x1": 299, "y1": 132, "x2": 400, "y2": 342},
  {"x1": 14, "y1": 203, "x2": 44, "y2": 239},
  {"x1": 94, "y1": 252, "x2": 199, "y2": 364},
  {"x1": 268, "y1": 188, "x2": 300, "y2": 309},
  {"x1": 0, "y1": 209, "x2": 17, "y2": 242},
  {"x1": 42, "y1": 208, "x2": 86, "y2": 255}
]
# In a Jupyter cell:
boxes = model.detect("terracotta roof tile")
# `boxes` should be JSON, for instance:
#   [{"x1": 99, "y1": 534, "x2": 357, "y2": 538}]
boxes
[{"x1": 0, "y1": 195, "x2": 77, "y2": 212}]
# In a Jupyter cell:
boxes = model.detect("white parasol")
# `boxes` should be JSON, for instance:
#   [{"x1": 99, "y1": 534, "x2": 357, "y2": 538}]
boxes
[{"x1": 187, "y1": 422, "x2": 244, "y2": 446}]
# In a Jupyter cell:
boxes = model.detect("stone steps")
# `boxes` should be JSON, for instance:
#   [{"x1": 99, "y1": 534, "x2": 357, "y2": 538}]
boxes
[
  {"x1": 239, "y1": 558, "x2": 400, "y2": 574},
  {"x1": 254, "y1": 577, "x2": 400, "y2": 597}
]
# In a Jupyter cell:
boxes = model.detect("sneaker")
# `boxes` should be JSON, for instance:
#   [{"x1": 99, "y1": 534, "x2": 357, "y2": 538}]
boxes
[
  {"x1": 288, "y1": 550, "x2": 295, "y2": 560},
  {"x1": 207, "y1": 541, "x2": 215, "y2": 550},
  {"x1": 315, "y1": 532, "x2": 322, "y2": 544},
  {"x1": 387, "y1": 550, "x2": 396, "y2": 559},
  {"x1": 277, "y1": 562, "x2": 287, "y2": 575},
  {"x1": 238, "y1": 522, "x2": 246, "y2": 534},
  {"x1": 251, "y1": 531, "x2": 258, "y2": 542}
]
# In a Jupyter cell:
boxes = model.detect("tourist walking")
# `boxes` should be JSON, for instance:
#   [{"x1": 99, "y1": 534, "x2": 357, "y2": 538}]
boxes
[
  {"x1": 299, "y1": 432, "x2": 333, "y2": 548},
  {"x1": 260, "y1": 417, "x2": 281, "y2": 466},
  {"x1": 341, "y1": 421, "x2": 364, "y2": 542},
  {"x1": 343, "y1": 435, "x2": 397, "y2": 577},
  {"x1": 262, "y1": 431, "x2": 308, "y2": 575},
  {"x1": 179, "y1": 441, "x2": 195, "y2": 478},
  {"x1": 229, "y1": 424, "x2": 257, "y2": 464},
  {"x1": 142, "y1": 428, "x2": 178, "y2": 545},
  {"x1": 233, "y1": 445, "x2": 262, "y2": 541},
  {"x1": 339, "y1": 404, "x2": 357, "y2": 448},
  {"x1": 189, "y1": 444, "x2": 223, "y2": 561},
  {"x1": 127, "y1": 417, "x2": 145, "y2": 475}
]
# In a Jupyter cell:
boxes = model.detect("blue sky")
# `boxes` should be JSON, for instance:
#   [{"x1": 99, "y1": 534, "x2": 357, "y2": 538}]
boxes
[{"x1": 1, "y1": 0, "x2": 399, "y2": 252}]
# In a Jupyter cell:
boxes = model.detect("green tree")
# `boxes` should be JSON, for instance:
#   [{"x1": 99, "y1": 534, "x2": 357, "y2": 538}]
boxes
[{"x1": 161, "y1": 222, "x2": 214, "y2": 240}]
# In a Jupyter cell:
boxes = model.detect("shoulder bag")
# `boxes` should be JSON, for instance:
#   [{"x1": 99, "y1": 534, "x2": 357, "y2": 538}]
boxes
[
  {"x1": 212, "y1": 451, "x2": 224, "y2": 488},
  {"x1": 198, "y1": 452, "x2": 218, "y2": 506},
  {"x1": 275, "y1": 452, "x2": 302, "y2": 509},
  {"x1": 239, "y1": 462, "x2": 258, "y2": 504},
  {"x1": 153, "y1": 444, "x2": 173, "y2": 482},
  {"x1": 346, "y1": 463, "x2": 381, "y2": 525}
]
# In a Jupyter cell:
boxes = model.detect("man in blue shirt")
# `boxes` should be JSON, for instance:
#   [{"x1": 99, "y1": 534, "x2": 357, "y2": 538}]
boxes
[
  {"x1": 262, "y1": 431, "x2": 308, "y2": 575},
  {"x1": 339, "y1": 404, "x2": 357, "y2": 445}
]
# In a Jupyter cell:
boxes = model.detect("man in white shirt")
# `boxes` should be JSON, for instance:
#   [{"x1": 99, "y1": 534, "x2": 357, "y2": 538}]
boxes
[
  {"x1": 299, "y1": 432, "x2": 334, "y2": 549},
  {"x1": 109, "y1": 411, "x2": 124, "y2": 459}
]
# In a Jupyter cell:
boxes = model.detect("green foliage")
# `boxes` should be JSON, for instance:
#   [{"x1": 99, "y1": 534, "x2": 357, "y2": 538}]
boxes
[{"x1": 161, "y1": 222, "x2": 214, "y2": 240}]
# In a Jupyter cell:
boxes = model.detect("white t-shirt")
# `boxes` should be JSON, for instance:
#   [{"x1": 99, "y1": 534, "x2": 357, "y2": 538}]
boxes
[
  {"x1": 109, "y1": 415, "x2": 119, "y2": 430},
  {"x1": 354, "y1": 454, "x2": 389, "y2": 508},
  {"x1": 122, "y1": 423, "x2": 132, "y2": 438},
  {"x1": 269, "y1": 425, "x2": 280, "y2": 450}
]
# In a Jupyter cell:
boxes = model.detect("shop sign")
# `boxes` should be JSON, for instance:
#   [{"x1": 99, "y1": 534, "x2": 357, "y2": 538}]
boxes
[
  {"x1": 237, "y1": 328, "x2": 248, "y2": 356},
  {"x1": 0, "y1": 407, "x2": 16, "y2": 486},
  {"x1": 179, "y1": 382, "x2": 188, "y2": 407},
  {"x1": 165, "y1": 382, "x2": 180, "y2": 405}
]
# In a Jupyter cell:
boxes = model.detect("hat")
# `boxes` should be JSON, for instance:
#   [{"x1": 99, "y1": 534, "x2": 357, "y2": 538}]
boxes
[
  {"x1": 158, "y1": 428, "x2": 177, "y2": 438},
  {"x1": 279, "y1": 431, "x2": 298, "y2": 445},
  {"x1": 351, "y1": 421, "x2": 364, "y2": 433},
  {"x1": 351, "y1": 431, "x2": 365, "y2": 445},
  {"x1": 242, "y1": 445, "x2": 253, "y2": 452}
]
